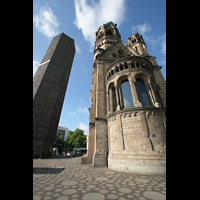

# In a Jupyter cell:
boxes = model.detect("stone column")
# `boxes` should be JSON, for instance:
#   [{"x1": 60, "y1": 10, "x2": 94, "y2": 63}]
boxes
[
  {"x1": 148, "y1": 77, "x2": 159, "y2": 107},
  {"x1": 107, "y1": 91, "x2": 111, "y2": 115},
  {"x1": 128, "y1": 76, "x2": 142, "y2": 107},
  {"x1": 139, "y1": 61, "x2": 142, "y2": 68},
  {"x1": 92, "y1": 118, "x2": 107, "y2": 167},
  {"x1": 115, "y1": 84, "x2": 121, "y2": 111},
  {"x1": 143, "y1": 78, "x2": 154, "y2": 106},
  {"x1": 85, "y1": 122, "x2": 95, "y2": 164},
  {"x1": 113, "y1": 67, "x2": 116, "y2": 75},
  {"x1": 134, "y1": 61, "x2": 138, "y2": 68},
  {"x1": 118, "y1": 85, "x2": 124, "y2": 108},
  {"x1": 109, "y1": 87, "x2": 113, "y2": 113},
  {"x1": 127, "y1": 61, "x2": 132, "y2": 69},
  {"x1": 122, "y1": 63, "x2": 125, "y2": 70}
]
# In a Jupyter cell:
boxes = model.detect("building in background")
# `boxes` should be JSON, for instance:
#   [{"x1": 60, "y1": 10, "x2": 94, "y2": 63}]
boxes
[
  {"x1": 83, "y1": 22, "x2": 166, "y2": 175},
  {"x1": 56, "y1": 126, "x2": 69, "y2": 141},
  {"x1": 33, "y1": 33, "x2": 75, "y2": 158}
]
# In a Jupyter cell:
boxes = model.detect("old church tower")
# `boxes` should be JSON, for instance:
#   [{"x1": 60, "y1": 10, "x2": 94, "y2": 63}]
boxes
[{"x1": 82, "y1": 22, "x2": 166, "y2": 175}]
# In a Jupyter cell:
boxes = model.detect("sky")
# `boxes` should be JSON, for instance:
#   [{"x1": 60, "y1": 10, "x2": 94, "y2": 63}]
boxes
[{"x1": 33, "y1": 0, "x2": 166, "y2": 136}]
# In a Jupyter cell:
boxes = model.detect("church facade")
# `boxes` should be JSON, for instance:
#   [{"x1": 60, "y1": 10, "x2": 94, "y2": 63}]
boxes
[{"x1": 82, "y1": 22, "x2": 166, "y2": 175}]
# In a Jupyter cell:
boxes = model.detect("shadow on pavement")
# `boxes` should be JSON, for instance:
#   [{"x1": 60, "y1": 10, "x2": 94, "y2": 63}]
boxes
[
  {"x1": 33, "y1": 155, "x2": 83, "y2": 160},
  {"x1": 33, "y1": 167, "x2": 65, "y2": 174},
  {"x1": 49, "y1": 155, "x2": 83, "y2": 159}
]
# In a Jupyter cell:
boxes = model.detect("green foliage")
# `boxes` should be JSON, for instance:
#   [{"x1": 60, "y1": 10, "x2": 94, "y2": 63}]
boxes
[
  {"x1": 53, "y1": 128, "x2": 87, "y2": 154},
  {"x1": 59, "y1": 134, "x2": 64, "y2": 140},
  {"x1": 54, "y1": 134, "x2": 66, "y2": 154},
  {"x1": 65, "y1": 128, "x2": 87, "y2": 148}
]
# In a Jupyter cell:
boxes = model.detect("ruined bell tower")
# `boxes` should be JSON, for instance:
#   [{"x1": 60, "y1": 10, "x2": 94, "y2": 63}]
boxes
[{"x1": 83, "y1": 22, "x2": 166, "y2": 175}]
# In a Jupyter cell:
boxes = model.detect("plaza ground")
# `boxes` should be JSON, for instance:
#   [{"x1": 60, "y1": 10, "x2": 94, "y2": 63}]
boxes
[{"x1": 33, "y1": 155, "x2": 166, "y2": 200}]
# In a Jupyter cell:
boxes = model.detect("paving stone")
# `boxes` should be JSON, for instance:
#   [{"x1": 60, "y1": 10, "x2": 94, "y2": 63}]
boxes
[
  {"x1": 57, "y1": 196, "x2": 69, "y2": 200},
  {"x1": 82, "y1": 193, "x2": 105, "y2": 200},
  {"x1": 143, "y1": 191, "x2": 166, "y2": 200},
  {"x1": 119, "y1": 188, "x2": 132, "y2": 193},
  {"x1": 33, "y1": 195, "x2": 41, "y2": 200},
  {"x1": 107, "y1": 194, "x2": 118, "y2": 199},
  {"x1": 95, "y1": 177, "x2": 109, "y2": 181},
  {"x1": 135, "y1": 178, "x2": 150, "y2": 183},
  {"x1": 63, "y1": 189, "x2": 77, "y2": 195},
  {"x1": 61, "y1": 181, "x2": 78, "y2": 186},
  {"x1": 33, "y1": 156, "x2": 166, "y2": 200},
  {"x1": 99, "y1": 189, "x2": 109, "y2": 194},
  {"x1": 44, "y1": 186, "x2": 54, "y2": 191}
]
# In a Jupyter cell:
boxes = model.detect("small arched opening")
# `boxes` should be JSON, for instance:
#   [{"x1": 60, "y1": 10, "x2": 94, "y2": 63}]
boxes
[{"x1": 107, "y1": 30, "x2": 113, "y2": 35}]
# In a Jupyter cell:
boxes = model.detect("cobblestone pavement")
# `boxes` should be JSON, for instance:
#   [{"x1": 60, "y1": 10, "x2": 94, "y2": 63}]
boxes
[{"x1": 33, "y1": 155, "x2": 166, "y2": 200}]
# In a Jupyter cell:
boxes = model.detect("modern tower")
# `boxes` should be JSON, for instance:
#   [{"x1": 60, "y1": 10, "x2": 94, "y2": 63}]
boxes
[
  {"x1": 33, "y1": 33, "x2": 75, "y2": 158},
  {"x1": 82, "y1": 22, "x2": 166, "y2": 175}
]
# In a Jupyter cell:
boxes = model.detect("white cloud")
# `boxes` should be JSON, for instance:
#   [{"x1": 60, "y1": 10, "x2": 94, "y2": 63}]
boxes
[
  {"x1": 78, "y1": 107, "x2": 89, "y2": 114},
  {"x1": 83, "y1": 66, "x2": 87, "y2": 73},
  {"x1": 33, "y1": 5, "x2": 59, "y2": 39},
  {"x1": 160, "y1": 33, "x2": 166, "y2": 55},
  {"x1": 131, "y1": 22, "x2": 166, "y2": 55},
  {"x1": 74, "y1": 0, "x2": 126, "y2": 51},
  {"x1": 132, "y1": 22, "x2": 159, "y2": 48},
  {"x1": 69, "y1": 111, "x2": 76, "y2": 115},
  {"x1": 132, "y1": 22, "x2": 152, "y2": 35},
  {"x1": 123, "y1": 98, "x2": 133, "y2": 107},
  {"x1": 75, "y1": 43, "x2": 82, "y2": 53},
  {"x1": 33, "y1": 60, "x2": 39, "y2": 77},
  {"x1": 79, "y1": 122, "x2": 89, "y2": 134}
]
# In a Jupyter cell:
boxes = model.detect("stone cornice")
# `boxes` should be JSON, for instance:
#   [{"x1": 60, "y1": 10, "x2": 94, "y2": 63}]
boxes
[{"x1": 107, "y1": 106, "x2": 166, "y2": 119}]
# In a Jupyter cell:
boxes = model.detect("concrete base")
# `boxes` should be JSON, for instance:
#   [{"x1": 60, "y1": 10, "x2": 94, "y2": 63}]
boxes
[
  {"x1": 81, "y1": 154, "x2": 93, "y2": 165},
  {"x1": 93, "y1": 153, "x2": 107, "y2": 167},
  {"x1": 108, "y1": 157, "x2": 166, "y2": 175}
]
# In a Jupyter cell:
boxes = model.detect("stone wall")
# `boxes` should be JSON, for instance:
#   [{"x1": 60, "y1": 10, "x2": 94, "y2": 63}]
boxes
[
  {"x1": 107, "y1": 107, "x2": 166, "y2": 174},
  {"x1": 84, "y1": 22, "x2": 166, "y2": 175}
]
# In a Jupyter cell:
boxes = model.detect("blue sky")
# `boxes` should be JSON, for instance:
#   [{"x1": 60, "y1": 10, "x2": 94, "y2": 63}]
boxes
[{"x1": 33, "y1": 0, "x2": 166, "y2": 135}]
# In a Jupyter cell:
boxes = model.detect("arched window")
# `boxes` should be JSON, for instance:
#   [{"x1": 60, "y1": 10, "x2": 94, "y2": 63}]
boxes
[
  {"x1": 136, "y1": 78, "x2": 150, "y2": 106},
  {"x1": 112, "y1": 53, "x2": 117, "y2": 58},
  {"x1": 116, "y1": 66, "x2": 119, "y2": 72},
  {"x1": 112, "y1": 86, "x2": 117, "y2": 112},
  {"x1": 124, "y1": 63, "x2": 128, "y2": 69},
  {"x1": 107, "y1": 30, "x2": 113, "y2": 35},
  {"x1": 121, "y1": 80, "x2": 134, "y2": 108},
  {"x1": 118, "y1": 50, "x2": 124, "y2": 58}
]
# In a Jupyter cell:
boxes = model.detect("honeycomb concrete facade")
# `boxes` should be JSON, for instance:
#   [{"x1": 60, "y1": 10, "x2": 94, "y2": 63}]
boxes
[
  {"x1": 33, "y1": 33, "x2": 75, "y2": 158},
  {"x1": 82, "y1": 22, "x2": 166, "y2": 175}
]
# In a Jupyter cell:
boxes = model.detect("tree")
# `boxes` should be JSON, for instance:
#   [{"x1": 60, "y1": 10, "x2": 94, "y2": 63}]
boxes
[
  {"x1": 65, "y1": 128, "x2": 87, "y2": 148},
  {"x1": 54, "y1": 135, "x2": 66, "y2": 154}
]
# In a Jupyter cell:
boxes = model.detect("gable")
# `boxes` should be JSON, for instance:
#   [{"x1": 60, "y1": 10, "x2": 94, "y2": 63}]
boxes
[{"x1": 96, "y1": 39, "x2": 142, "y2": 60}]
